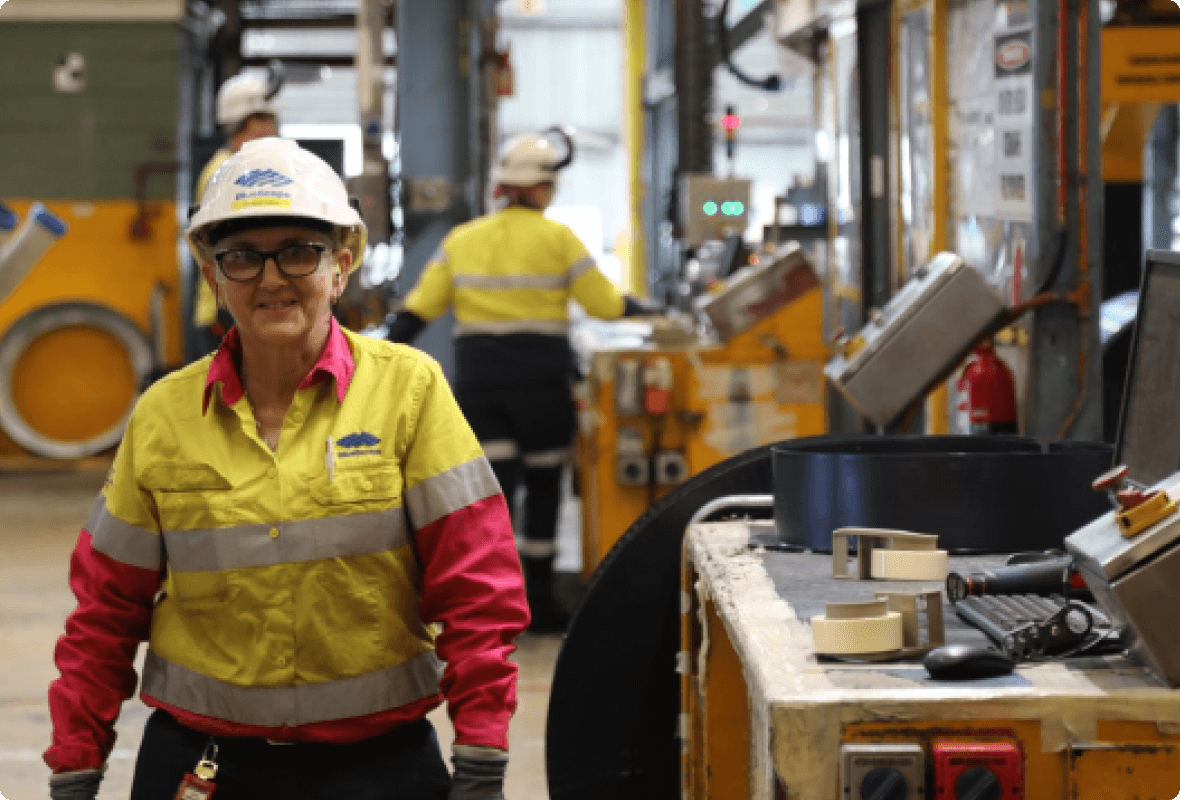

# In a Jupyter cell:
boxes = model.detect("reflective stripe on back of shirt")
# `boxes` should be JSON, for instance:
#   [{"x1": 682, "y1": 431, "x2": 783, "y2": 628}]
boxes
[
  {"x1": 453, "y1": 273, "x2": 571, "y2": 291},
  {"x1": 453, "y1": 319, "x2": 570, "y2": 337}
]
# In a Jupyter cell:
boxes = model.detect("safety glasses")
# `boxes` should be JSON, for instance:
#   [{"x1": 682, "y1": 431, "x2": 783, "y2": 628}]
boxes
[{"x1": 214, "y1": 243, "x2": 328, "y2": 282}]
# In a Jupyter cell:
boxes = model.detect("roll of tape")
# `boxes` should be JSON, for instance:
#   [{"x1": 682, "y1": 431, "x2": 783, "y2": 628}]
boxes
[
  {"x1": 870, "y1": 548, "x2": 949, "y2": 581},
  {"x1": 812, "y1": 611, "x2": 903, "y2": 655}
]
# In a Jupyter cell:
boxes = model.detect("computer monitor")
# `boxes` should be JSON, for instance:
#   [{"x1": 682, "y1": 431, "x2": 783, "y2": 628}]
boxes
[{"x1": 1114, "y1": 249, "x2": 1180, "y2": 486}]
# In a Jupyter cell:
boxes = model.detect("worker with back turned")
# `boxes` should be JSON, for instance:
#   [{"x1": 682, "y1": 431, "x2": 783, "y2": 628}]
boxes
[
  {"x1": 191, "y1": 68, "x2": 284, "y2": 357},
  {"x1": 45, "y1": 138, "x2": 528, "y2": 800},
  {"x1": 386, "y1": 128, "x2": 657, "y2": 632}
]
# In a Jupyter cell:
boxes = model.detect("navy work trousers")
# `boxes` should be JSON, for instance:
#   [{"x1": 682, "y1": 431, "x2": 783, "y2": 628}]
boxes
[{"x1": 128, "y1": 710, "x2": 451, "y2": 800}]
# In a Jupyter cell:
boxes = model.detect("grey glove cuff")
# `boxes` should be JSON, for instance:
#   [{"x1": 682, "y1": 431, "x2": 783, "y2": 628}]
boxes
[
  {"x1": 49, "y1": 768, "x2": 104, "y2": 800},
  {"x1": 450, "y1": 748, "x2": 508, "y2": 800}
]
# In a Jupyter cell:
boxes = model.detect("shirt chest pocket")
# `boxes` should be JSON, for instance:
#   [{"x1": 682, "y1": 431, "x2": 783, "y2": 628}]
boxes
[
  {"x1": 142, "y1": 464, "x2": 234, "y2": 530},
  {"x1": 310, "y1": 465, "x2": 402, "y2": 508}
]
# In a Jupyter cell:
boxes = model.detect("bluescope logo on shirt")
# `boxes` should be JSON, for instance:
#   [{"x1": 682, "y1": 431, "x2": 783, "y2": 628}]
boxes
[
  {"x1": 336, "y1": 432, "x2": 382, "y2": 458},
  {"x1": 231, "y1": 168, "x2": 294, "y2": 210}
]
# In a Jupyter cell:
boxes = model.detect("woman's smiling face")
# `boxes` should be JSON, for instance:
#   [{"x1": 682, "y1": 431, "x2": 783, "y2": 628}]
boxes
[{"x1": 202, "y1": 224, "x2": 346, "y2": 350}]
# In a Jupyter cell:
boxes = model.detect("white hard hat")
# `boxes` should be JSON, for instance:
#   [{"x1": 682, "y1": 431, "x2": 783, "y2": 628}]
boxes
[
  {"x1": 491, "y1": 127, "x2": 575, "y2": 187},
  {"x1": 186, "y1": 137, "x2": 367, "y2": 274},
  {"x1": 216, "y1": 68, "x2": 281, "y2": 131}
]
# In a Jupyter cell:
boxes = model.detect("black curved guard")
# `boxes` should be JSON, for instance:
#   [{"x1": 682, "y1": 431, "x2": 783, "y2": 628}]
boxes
[
  {"x1": 773, "y1": 435, "x2": 1114, "y2": 553},
  {"x1": 546, "y1": 445, "x2": 775, "y2": 800}
]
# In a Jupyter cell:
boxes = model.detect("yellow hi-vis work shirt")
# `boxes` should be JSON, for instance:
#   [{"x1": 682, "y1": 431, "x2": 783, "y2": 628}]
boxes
[
  {"x1": 403, "y1": 206, "x2": 626, "y2": 338},
  {"x1": 45, "y1": 321, "x2": 528, "y2": 771}
]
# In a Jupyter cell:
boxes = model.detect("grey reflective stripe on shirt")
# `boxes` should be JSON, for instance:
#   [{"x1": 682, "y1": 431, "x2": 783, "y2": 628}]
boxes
[
  {"x1": 163, "y1": 508, "x2": 409, "y2": 573},
  {"x1": 87, "y1": 496, "x2": 163, "y2": 571},
  {"x1": 141, "y1": 649, "x2": 444, "y2": 727},
  {"x1": 453, "y1": 319, "x2": 570, "y2": 336},
  {"x1": 568, "y1": 255, "x2": 596, "y2": 282},
  {"x1": 452, "y1": 273, "x2": 570, "y2": 290},
  {"x1": 403, "y1": 458, "x2": 501, "y2": 528}
]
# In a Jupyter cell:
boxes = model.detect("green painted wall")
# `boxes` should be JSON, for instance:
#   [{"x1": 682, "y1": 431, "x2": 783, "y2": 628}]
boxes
[{"x1": 0, "y1": 21, "x2": 179, "y2": 200}]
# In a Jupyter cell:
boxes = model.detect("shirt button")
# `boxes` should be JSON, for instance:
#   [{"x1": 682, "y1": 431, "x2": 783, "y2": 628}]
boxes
[
  {"x1": 290, "y1": 411, "x2": 304, "y2": 424},
  {"x1": 361, "y1": 480, "x2": 373, "y2": 491},
  {"x1": 269, "y1": 527, "x2": 280, "y2": 539},
  {"x1": 267, "y1": 467, "x2": 277, "y2": 479},
  {"x1": 276, "y1": 656, "x2": 288, "y2": 667}
]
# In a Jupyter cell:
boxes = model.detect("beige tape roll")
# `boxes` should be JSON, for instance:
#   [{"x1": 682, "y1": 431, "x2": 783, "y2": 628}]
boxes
[
  {"x1": 812, "y1": 611, "x2": 903, "y2": 655},
  {"x1": 870, "y1": 548, "x2": 949, "y2": 581}
]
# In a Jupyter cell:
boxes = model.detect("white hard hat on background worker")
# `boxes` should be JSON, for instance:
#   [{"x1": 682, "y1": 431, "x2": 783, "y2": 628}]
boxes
[
  {"x1": 215, "y1": 67, "x2": 283, "y2": 133},
  {"x1": 490, "y1": 127, "x2": 575, "y2": 188}
]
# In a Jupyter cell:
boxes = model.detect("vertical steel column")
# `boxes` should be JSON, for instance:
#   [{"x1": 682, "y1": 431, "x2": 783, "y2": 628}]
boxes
[
  {"x1": 395, "y1": 0, "x2": 477, "y2": 375},
  {"x1": 1026, "y1": 0, "x2": 1101, "y2": 440}
]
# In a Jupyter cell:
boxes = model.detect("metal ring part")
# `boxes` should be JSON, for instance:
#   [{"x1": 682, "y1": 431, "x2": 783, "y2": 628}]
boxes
[{"x1": 0, "y1": 302, "x2": 152, "y2": 459}]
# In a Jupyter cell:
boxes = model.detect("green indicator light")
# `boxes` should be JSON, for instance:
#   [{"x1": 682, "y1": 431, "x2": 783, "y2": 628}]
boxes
[
  {"x1": 720, "y1": 201, "x2": 745, "y2": 217},
  {"x1": 703, "y1": 202, "x2": 718, "y2": 216}
]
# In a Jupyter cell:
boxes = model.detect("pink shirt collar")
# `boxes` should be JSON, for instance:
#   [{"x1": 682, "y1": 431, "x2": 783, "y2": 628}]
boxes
[{"x1": 202, "y1": 318, "x2": 355, "y2": 413}]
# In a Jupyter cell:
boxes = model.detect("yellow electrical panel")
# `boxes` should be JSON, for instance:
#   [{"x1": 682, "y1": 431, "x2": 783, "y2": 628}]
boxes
[{"x1": 576, "y1": 282, "x2": 828, "y2": 579}]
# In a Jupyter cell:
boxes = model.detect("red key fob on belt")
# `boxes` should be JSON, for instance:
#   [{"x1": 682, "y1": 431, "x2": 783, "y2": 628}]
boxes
[{"x1": 174, "y1": 742, "x2": 218, "y2": 800}]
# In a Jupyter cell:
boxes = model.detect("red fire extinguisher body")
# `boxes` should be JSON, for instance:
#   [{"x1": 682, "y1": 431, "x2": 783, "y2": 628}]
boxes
[{"x1": 956, "y1": 341, "x2": 1018, "y2": 434}]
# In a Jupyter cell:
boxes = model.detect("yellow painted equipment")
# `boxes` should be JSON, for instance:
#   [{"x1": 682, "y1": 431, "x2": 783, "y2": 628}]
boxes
[
  {"x1": 683, "y1": 521, "x2": 1180, "y2": 800},
  {"x1": 0, "y1": 200, "x2": 183, "y2": 460},
  {"x1": 575, "y1": 278, "x2": 828, "y2": 579}
]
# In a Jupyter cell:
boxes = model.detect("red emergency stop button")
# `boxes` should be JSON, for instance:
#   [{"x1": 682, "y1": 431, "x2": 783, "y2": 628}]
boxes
[{"x1": 932, "y1": 741, "x2": 1024, "y2": 800}]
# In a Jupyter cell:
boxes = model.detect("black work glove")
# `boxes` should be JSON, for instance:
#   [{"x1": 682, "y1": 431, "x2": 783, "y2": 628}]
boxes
[
  {"x1": 623, "y1": 295, "x2": 663, "y2": 317},
  {"x1": 49, "y1": 769, "x2": 103, "y2": 800},
  {"x1": 449, "y1": 744, "x2": 508, "y2": 800}
]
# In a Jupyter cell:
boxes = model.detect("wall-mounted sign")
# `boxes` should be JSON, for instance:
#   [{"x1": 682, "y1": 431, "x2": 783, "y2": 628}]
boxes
[
  {"x1": 1102, "y1": 27, "x2": 1180, "y2": 104},
  {"x1": 994, "y1": 29, "x2": 1034, "y2": 221}
]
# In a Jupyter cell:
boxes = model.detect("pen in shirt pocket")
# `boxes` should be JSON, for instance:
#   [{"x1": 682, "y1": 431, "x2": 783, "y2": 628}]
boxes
[{"x1": 325, "y1": 436, "x2": 336, "y2": 482}]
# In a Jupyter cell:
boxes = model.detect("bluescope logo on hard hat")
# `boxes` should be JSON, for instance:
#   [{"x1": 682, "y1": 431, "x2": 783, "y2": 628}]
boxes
[
  {"x1": 235, "y1": 169, "x2": 293, "y2": 188},
  {"x1": 231, "y1": 168, "x2": 294, "y2": 210},
  {"x1": 336, "y1": 432, "x2": 382, "y2": 458}
]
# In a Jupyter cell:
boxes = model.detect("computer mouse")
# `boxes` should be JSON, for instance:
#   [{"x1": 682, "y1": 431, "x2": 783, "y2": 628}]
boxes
[{"x1": 924, "y1": 644, "x2": 1015, "y2": 680}]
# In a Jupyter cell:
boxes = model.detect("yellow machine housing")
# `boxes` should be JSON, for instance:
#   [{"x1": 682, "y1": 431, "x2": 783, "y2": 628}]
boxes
[
  {"x1": 0, "y1": 200, "x2": 182, "y2": 460},
  {"x1": 576, "y1": 281, "x2": 828, "y2": 578},
  {"x1": 683, "y1": 521, "x2": 1180, "y2": 800}
]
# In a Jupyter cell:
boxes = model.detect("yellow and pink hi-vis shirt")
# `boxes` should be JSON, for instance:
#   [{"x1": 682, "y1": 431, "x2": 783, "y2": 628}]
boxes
[{"x1": 46, "y1": 320, "x2": 529, "y2": 772}]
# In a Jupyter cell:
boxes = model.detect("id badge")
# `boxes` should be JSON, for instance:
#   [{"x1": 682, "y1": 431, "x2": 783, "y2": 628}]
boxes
[{"x1": 174, "y1": 742, "x2": 219, "y2": 800}]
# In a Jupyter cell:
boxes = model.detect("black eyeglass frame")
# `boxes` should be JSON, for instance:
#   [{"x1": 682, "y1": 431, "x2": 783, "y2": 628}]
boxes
[{"x1": 213, "y1": 243, "x2": 330, "y2": 282}]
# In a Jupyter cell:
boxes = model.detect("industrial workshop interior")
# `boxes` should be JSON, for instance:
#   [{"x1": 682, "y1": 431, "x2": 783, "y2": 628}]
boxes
[{"x1": 5, "y1": 0, "x2": 1180, "y2": 797}]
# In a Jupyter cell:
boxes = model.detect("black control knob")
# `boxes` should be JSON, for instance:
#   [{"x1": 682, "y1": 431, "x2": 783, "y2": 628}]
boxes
[
  {"x1": 860, "y1": 767, "x2": 908, "y2": 800},
  {"x1": 954, "y1": 767, "x2": 1001, "y2": 800}
]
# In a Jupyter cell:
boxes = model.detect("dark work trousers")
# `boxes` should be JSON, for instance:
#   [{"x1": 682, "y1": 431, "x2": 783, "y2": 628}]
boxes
[
  {"x1": 456, "y1": 379, "x2": 575, "y2": 573},
  {"x1": 128, "y1": 710, "x2": 451, "y2": 800}
]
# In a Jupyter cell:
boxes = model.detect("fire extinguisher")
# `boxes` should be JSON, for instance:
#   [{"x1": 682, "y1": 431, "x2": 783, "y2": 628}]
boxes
[{"x1": 956, "y1": 339, "x2": 1018, "y2": 434}]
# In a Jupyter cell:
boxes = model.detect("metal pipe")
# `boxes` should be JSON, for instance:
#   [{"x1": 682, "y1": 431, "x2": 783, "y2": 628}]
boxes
[{"x1": 688, "y1": 494, "x2": 774, "y2": 526}]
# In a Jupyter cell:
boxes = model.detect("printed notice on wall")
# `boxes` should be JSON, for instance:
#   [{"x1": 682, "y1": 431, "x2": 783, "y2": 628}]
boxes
[
  {"x1": 955, "y1": 96, "x2": 999, "y2": 217},
  {"x1": 994, "y1": 29, "x2": 1034, "y2": 221}
]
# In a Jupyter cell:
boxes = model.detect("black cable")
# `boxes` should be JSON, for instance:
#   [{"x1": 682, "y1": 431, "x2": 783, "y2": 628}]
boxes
[
  {"x1": 716, "y1": 0, "x2": 782, "y2": 92},
  {"x1": 1034, "y1": 228, "x2": 1069, "y2": 296}
]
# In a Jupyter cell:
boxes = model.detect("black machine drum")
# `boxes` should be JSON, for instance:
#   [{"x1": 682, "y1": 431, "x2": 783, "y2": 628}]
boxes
[{"x1": 772, "y1": 435, "x2": 1113, "y2": 553}]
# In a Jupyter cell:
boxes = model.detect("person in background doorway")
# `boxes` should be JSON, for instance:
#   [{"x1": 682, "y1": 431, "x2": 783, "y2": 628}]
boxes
[
  {"x1": 45, "y1": 138, "x2": 528, "y2": 800},
  {"x1": 191, "y1": 68, "x2": 283, "y2": 358},
  {"x1": 386, "y1": 128, "x2": 659, "y2": 633}
]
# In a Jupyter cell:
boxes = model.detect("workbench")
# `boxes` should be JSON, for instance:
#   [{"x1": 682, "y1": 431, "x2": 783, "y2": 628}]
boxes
[{"x1": 680, "y1": 521, "x2": 1180, "y2": 800}]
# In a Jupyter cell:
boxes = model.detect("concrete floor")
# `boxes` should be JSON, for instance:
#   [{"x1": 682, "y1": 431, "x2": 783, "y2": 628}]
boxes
[{"x1": 0, "y1": 469, "x2": 576, "y2": 800}]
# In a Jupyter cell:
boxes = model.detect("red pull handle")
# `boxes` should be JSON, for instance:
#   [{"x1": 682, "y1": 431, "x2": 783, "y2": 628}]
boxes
[{"x1": 1092, "y1": 465, "x2": 1129, "y2": 492}]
